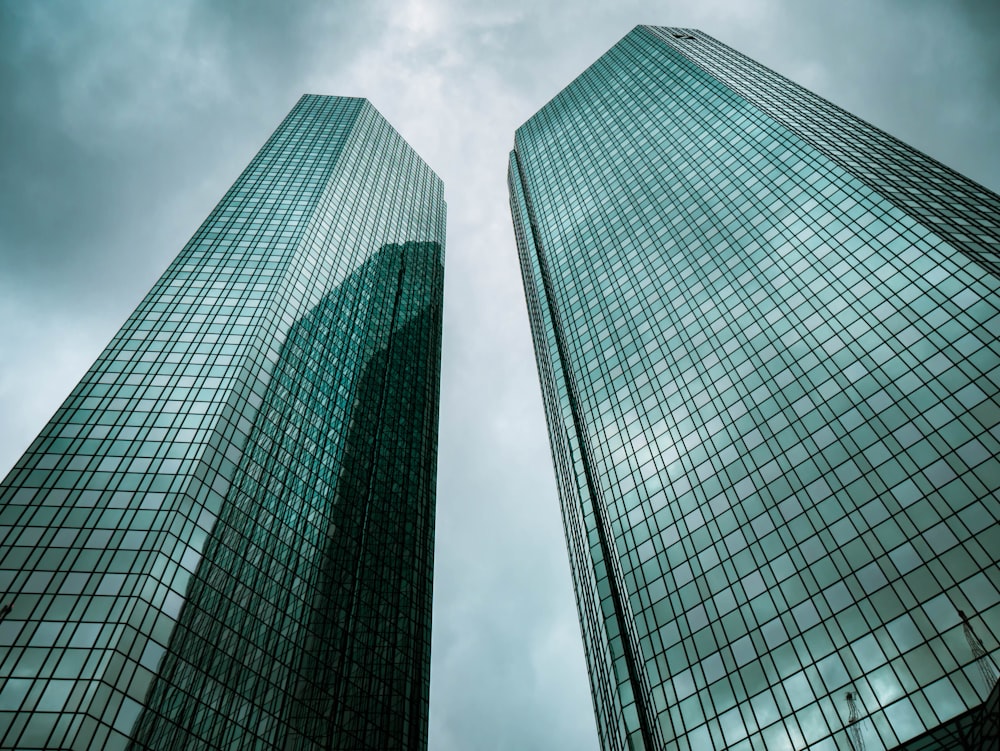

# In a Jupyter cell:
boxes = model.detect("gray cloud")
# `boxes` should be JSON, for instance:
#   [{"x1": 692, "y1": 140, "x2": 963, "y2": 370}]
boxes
[{"x1": 1, "y1": 1, "x2": 998, "y2": 749}]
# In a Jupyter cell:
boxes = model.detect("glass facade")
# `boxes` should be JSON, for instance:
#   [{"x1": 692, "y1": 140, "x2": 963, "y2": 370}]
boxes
[
  {"x1": 0, "y1": 94, "x2": 445, "y2": 750},
  {"x1": 509, "y1": 26, "x2": 1000, "y2": 751}
]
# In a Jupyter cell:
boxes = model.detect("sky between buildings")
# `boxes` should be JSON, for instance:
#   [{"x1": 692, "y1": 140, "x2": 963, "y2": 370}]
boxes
[{"x1": 1, "y1": 1, "x2": 999, "y2": 749}]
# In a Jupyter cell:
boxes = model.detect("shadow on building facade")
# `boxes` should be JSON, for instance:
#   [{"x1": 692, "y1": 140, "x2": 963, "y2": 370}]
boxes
[{"x1": 129, "y1": 241, "x2": 443, "y2": 749}]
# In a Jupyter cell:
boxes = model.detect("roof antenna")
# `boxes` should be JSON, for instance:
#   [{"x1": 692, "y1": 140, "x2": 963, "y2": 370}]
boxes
[
  {"x1": 958, "y1": 609, "x2": 998, "y2": 697},
  {"x1": 845, "y1": 690, "x2": 866, "y2": 751}
]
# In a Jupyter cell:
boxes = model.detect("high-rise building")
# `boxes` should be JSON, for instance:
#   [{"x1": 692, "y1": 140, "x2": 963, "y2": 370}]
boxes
[
  {"x1": 0, "y1": 95, "x2": 445, "y2": 750},
  {"x1": 509, "y1": 26, "x2": 999, "y2": 751}
]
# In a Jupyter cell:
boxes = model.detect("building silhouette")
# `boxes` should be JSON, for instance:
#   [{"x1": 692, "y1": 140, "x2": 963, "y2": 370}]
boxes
[
  {"x1": 509, "y1": 26, "x2": 999, "y2": 751},
  {"x1": 0, "y1": 95, "x2": 445, "y2": 750}
]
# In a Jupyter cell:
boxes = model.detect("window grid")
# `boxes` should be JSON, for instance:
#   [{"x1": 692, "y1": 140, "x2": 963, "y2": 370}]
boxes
[{"x1": 510, "y1": 26, "x2": 1000, "y2": 751}]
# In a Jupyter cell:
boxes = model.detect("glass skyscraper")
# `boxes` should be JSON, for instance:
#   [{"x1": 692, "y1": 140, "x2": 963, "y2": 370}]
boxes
[
  {"x1": 0, "y1": 95, "x2": 445, "y2": 750},
  {"x1": 509, "y1": 26, "x2": 999, "y2": 751}
]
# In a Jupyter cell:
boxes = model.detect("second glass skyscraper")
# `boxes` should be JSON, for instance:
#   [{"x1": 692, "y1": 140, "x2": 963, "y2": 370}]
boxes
[
  {"x1": 510, "y1": 26, "x2": 999, "y2": 751},
  {"x1": 0, "y1": 95, "x2": 445, "y2": 750}
]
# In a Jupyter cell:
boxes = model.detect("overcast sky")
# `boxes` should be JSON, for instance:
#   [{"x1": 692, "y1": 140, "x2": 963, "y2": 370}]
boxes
[{"x1": 1, "y1": 1, "x2": 999, "y2": 749}]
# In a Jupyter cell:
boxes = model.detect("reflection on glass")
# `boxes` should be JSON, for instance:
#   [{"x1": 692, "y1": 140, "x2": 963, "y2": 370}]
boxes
[
  {"x1": 130, "y1": 242, "x2": 443, "y2": 749},
  {"x1": 510, "y1": 24, "x2": 1000, "y2": 751}
]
